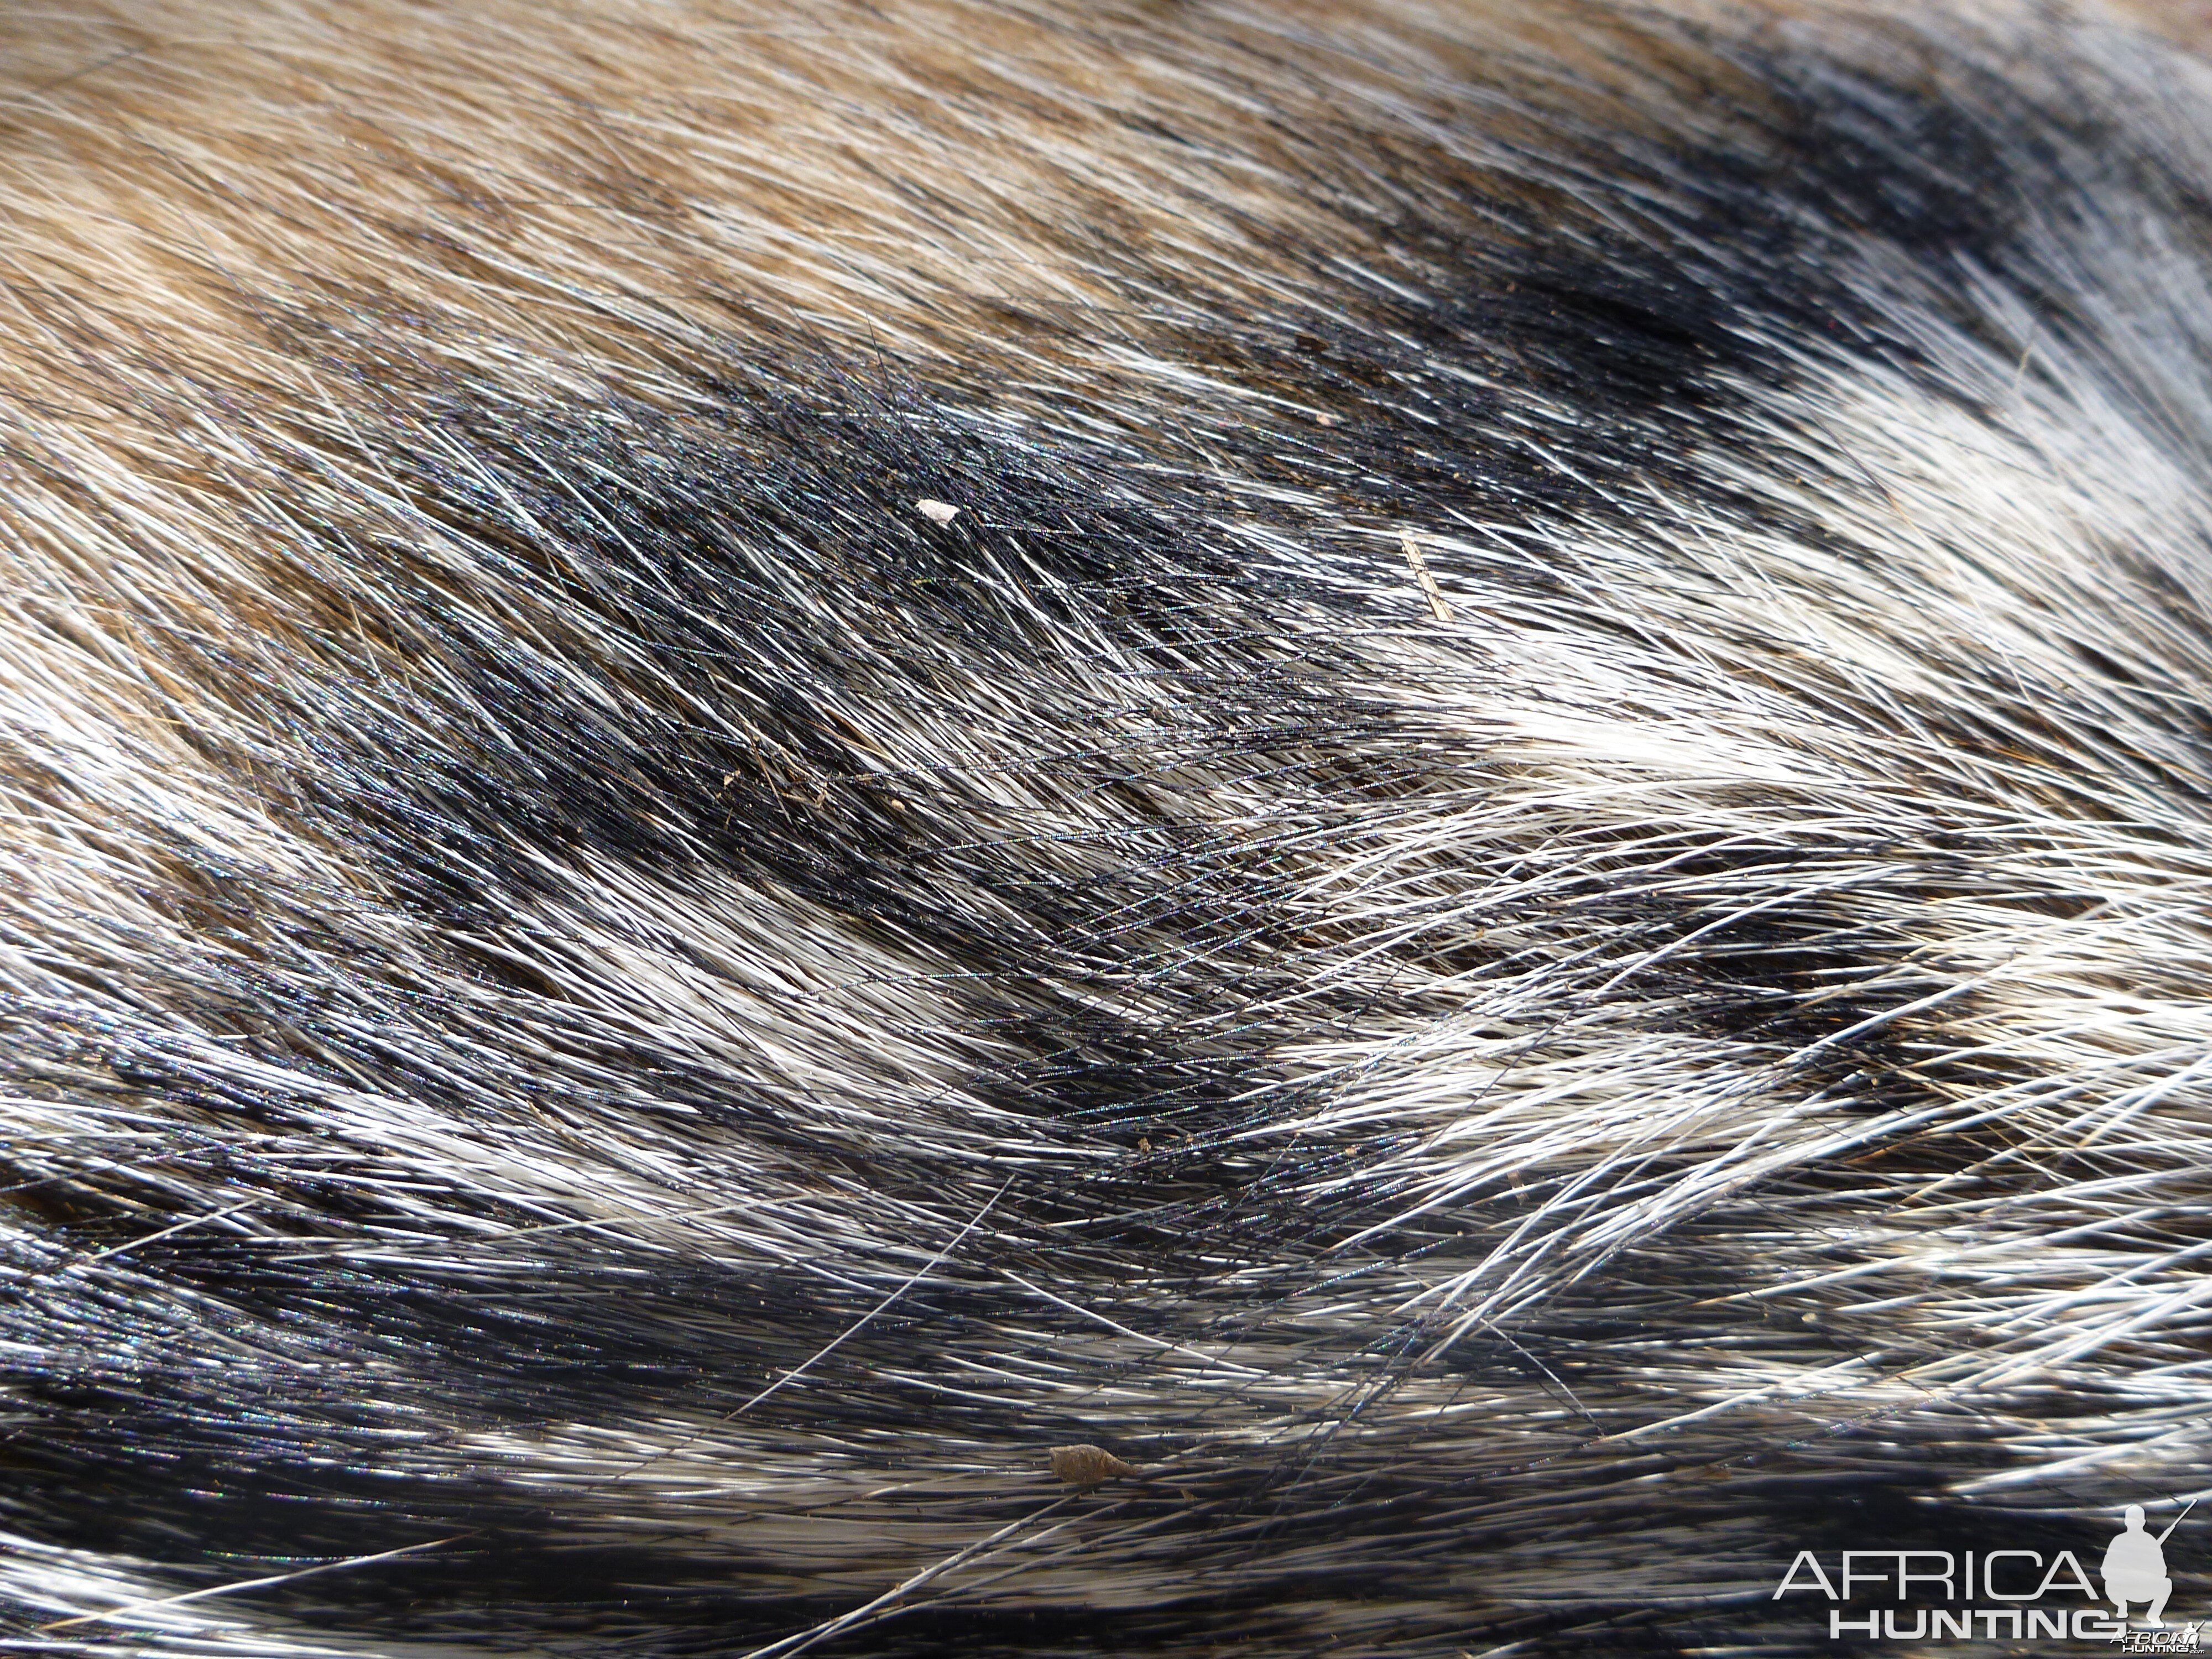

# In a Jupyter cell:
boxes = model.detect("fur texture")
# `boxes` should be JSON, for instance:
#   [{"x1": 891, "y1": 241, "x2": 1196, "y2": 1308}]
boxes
[{"x1": 4, "y1": 0, "x2": 2212, "y2": 1651}]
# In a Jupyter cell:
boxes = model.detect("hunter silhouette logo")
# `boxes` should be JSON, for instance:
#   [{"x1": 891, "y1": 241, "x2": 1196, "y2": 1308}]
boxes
[
  {"x1": 1774, "y1": 1500, "x2": 2200, "y2": 1644},
  {"x1": 2105, "y1": 1504, "x2": 2189, "y2": 1627}
]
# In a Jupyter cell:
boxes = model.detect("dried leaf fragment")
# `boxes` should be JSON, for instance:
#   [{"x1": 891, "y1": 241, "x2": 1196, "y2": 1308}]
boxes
[{"x1": 1050, "y1": 1444, "x2": 1137, "y2": 1486}]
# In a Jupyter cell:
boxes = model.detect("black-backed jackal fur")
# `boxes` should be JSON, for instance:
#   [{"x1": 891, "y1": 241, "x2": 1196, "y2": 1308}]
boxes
[{"x1": 4, "y1": 1, "x2": 2212, "y2": 1652}]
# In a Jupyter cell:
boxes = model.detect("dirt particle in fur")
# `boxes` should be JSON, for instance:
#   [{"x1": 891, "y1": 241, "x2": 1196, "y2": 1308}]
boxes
[{"x1": 1050, "y1": 1444, "x2": 1138, "y2": 1486}]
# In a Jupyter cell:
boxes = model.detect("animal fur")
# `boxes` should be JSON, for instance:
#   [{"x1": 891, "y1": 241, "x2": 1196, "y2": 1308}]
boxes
[{"x1": 3, "y1": 0, "x2": 2211, "y2": 1651}]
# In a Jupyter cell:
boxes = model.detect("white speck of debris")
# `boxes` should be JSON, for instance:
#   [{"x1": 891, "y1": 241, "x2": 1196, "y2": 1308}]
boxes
[
  {"x1": 1401, "y1": 533, "x2": 1453, "y2": 622},
  {"x1": 916, "y1": 498, "x2": 959, "y2": 524}
]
